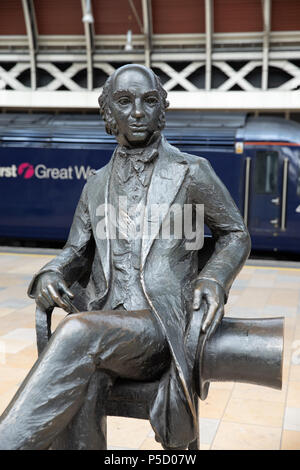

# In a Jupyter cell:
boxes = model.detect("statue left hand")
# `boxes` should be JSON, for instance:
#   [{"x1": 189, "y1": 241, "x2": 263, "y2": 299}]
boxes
[{"x1": 193, "y1": 279, "x2": 225, "y2": 337}]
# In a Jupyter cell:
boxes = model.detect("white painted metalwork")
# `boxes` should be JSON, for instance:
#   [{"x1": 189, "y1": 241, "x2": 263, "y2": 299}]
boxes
[
  {"x1": 1, "y1": 90, "x2": 300, "y2": 111},
  {"x1": 1, "y1": 0, "x2": 300, "y2": 108},
  {"x1": 82, "y1": 0, "x2": 94, "y2": 24},
  {"x1": 262, "y1": 0, "x2": 271, "y2": 91},
  {"x1": 275, "y1": 60, "x2": 300, "y2": 90},
  {"x1": 21, "y1": 0, "x2": 37, "y2": 90},
  {"x1": 128, "y1": 0, "x2": 144, "y2": 34},
  {"x1": 1, "y1": 57, "x2": 300, "y2": 93},
  {"x1": 81, "y1": 0, "x2": 94, "y2": 91},
  {"x1": 1, "y1": 54, "x2": 300, "y2": 93},
  {"x1": 38, "y1": 63, "x2": 84, "y2": 91},
  {"x1": 142, "y1": 0, "x2": 152, "y2": 68},
  {"x1": 0, "y1": 64, "x2": 29, "y2": 90},
  {"x1": 152, "y1": 62, "x2": 204, "y2": 92},
  {"x1": 205, "y1": 0, "x2": 213, "y2": 91},
  {"x1": 216, "y1": 61, "x2": 259, "y2": 91},
  {"x1": 3, "y1": 30, "x2": 300, "y2": 49}
]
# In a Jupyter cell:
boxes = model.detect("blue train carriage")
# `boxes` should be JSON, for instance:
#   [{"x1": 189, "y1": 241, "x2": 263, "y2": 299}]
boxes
[
  {"x1": 0, "y1": 114, "x2": 116, "y2": 241},
  {"x1": 236, "y1": 116, "x2": 300, "y2": 254},
  {"x1": 0, "y1": 112, "x2": 300, "y2": 254},
  {"x1": 168, "y1": 112, "x2": 300, "y2": 254}
]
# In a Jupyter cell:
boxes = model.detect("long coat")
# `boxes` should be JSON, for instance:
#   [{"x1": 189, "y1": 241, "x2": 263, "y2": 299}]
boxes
[{"x1": 28, "y1": 136, "x2": 251, "y2": 448}]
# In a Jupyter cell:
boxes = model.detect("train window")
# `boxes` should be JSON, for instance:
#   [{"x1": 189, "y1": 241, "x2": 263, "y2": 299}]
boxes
[
  {"x1": 254, "y1": 150, "x2": 278, "y2": 194},
  {"x1": 297, "y1": 156, "x2": 300, "y2": 197}
]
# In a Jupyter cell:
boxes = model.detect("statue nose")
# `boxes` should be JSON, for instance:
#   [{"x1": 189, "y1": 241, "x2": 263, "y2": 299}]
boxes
[{"x1": 132, "y1": 99, "x2": 145, "y2": 118}]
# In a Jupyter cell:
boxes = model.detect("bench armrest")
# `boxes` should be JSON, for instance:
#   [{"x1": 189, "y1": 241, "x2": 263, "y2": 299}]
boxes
[{"x1": 35, "y1": 305, "x2": 54, "y2": 356}]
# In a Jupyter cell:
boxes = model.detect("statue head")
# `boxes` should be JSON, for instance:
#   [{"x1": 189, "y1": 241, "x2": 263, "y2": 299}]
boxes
[{"x1": 98, "y1": 64, "x2": 169, "y2": 147}]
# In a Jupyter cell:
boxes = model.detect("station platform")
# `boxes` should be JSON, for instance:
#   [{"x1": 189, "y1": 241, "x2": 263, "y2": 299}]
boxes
[{"x1": 0, "y1": 249, "x2": 299, "y2": 450}]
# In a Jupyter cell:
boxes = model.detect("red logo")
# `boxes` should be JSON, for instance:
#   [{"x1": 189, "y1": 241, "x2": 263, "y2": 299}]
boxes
[{"x1": 18, "y1": 163, "x2": 34, "y2": 179}]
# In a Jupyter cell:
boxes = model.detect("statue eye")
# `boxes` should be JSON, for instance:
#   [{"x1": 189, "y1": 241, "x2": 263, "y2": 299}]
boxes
[
  {"x1": 118, "y1": 97, "x2": 131, "y2": 105},
  {"x1": 145, "y1": 96, "x2": 158, "y2": 105}
]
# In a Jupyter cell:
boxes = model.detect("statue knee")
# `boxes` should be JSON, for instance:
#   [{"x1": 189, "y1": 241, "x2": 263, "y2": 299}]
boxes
[{"x1": 57, "y1": 314, "x2": 89, "y2": 347}]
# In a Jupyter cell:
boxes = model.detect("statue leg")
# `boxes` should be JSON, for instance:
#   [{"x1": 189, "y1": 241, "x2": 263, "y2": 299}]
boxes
[
  {"x1": 0, "y1": 308, "x2": 169, "y2": 450},
  {"x1": 0, "y1": 314, "x2": 99, "y2": 450},
  {"x1": 50, "y1": 370, "x2": 113, "y2": 450}
]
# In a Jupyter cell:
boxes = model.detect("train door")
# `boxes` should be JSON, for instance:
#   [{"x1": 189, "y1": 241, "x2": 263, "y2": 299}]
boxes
[{"x1": 247, "y1": 148, "x2": 285, "y2": 235}]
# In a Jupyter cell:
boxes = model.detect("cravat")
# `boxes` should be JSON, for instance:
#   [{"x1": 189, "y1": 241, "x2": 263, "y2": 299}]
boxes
[{"x1": 117, "y1": 146, "x2": 158, "y2": 186}]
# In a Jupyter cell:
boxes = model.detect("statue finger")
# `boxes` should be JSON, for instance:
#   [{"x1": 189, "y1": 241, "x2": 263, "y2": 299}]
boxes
[
  {"x1": 40, "y1": 287, "x2": 55, "y2": 307},
  {"x1": 201, "y1": 300, "x2": 218, "y2": 333},
  {"x1": 47, "y1": 283, "x2": 70, "y2": 311},
  {"x1": 36, "y1": 295, "x2": 51, "y2": 312},
  {"x1": 206, "y1": 306, "x2": 224, "y2": 339},
  {"x1": 193, "y1": 289, "x2": 203, "y2": 310},
  {"x1": 58, "y1": 281, "x2": 74, "y2": 299}
]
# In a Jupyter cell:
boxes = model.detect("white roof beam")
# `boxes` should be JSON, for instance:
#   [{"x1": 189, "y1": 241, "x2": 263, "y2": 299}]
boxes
[
  {"x1": 205, "y1": 0, "x2": 213, "y2": 91},
  {"x1": 128, "y1": 0, "x2": 144, "y2": 33},
  {"x1": 262, "y1": 0, "x2": 271, "y2": 90},
  {"x1": 142, "y1": 0, "x2": 152, "y2": 67},
  {"x1": 21, "y1": 0, "x2": 37, "y2": 90},
  {"x1": 2, "y1": 90, "x2": 300, "y2": 111},
  {"x1": 81, "y1": 0, "x2": 95, "y2": 91}
]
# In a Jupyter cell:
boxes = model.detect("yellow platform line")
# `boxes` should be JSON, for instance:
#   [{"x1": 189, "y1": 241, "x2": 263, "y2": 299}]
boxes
[{"x1": 244, "y1": 265, "x2": 300, "y2": 272}]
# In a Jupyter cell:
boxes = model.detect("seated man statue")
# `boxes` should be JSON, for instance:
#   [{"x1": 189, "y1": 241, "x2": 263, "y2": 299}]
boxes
[{"x1": 0, "y1": 64, "x2": 250, "y2": 450}]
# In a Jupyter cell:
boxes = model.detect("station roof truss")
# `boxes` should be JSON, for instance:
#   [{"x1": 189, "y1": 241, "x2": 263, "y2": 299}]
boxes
[{"x1": 1, "y1": 0, "x2": 300, "y2": 111}]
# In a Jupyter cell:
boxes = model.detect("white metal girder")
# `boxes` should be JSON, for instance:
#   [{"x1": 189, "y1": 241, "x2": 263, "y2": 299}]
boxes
[
  {"x1": 262, "y1": 0, "x2": 271, "y2": 90},
  {"x1": 216, "y1": 61, "x2": 260, "y2": 91},
  {"x1": 141, "y1": 0, "x2": 152, "y2": 67},
  {"x1": 1, "y1": 90, "x2": 300, "y2": 111},
  {"x1": 2, "y1": 30, "x2": 300, "y2": 51},
  {"x1": 0, "y1": 64, "x2": 29, "y2": 90},
  {"x1": 21, "y1": 0, "x2": 37, "y2": 90},
  {"x1": 128, "y1": 0, "x2": 144, "y2": 33},
  {"x1": 152, "y1": 62, "x2": 204, "y2": 92},
  {"x1": 205, "y1": 0, "x2": 213, "y2": 91},
  {"x1": 274, "y1": 60, "x2": 300, "y2": 90},
  {"x1": 81, "y1": 0, "x2": 94, "y2": 91},
  {"x1": 37, "y1": 63, "x2": 85, "y2": 91}
]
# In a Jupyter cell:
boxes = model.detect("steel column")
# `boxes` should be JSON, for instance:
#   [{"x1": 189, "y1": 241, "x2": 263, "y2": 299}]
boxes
[
  {"x1": 128, "y1": 0, "x2": 144, "y2": 33},
  {"x1": 205, "y1": 0, "x2": 213, "y2": 91},
  {"x1": 262, "y1": 0, "x2": 271, "y2": 91},
  {"x1": 81, "y1": 0, "x2": 94, "y2": 91},
  {"x1": 21, "y1": 0, "x2": 37, "y2": 90},
  {"x1": 142, "y1": 0, "x2": 152, "y2": 68}
]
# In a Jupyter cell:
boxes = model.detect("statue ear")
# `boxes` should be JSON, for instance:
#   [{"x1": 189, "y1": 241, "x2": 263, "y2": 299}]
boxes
[
  {"x1": 157, "y1": 109, "x2": 166, "y2": 131},
  {"x1": 105, "y1": 106, "x2": 118, "y2": 136}
]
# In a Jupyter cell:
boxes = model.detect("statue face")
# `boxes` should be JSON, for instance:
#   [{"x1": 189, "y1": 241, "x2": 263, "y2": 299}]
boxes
[{"x1": 110, "y1": 67, "x2": 162, "y2": 146}]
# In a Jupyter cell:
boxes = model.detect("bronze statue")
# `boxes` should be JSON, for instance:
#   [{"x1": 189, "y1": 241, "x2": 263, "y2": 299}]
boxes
[{"x1": 0, "y1": 64, "x2": 280, "y2": 450}]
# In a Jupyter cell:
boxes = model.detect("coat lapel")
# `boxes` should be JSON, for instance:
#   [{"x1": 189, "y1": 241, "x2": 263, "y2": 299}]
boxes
[
  {"x1": 141, "y1": 138, "x2": 188, "y2": 269},
  {"x1": 89, "y1": 151, "x2": 116, "y2": 289},
  {"x1": 139, "y1": 139, "x2": 197, "y2": 434}
]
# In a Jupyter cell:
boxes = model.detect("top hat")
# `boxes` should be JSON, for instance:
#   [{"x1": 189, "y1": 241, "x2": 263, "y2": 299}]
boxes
[{"x1": 190, "y1": 310, "x2": 284, "y2": 400}]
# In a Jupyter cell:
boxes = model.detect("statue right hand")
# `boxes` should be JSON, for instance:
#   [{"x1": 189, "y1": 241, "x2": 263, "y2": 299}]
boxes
[{"x1": 34, "y1": 272, "x2": 75, "y2": 313}]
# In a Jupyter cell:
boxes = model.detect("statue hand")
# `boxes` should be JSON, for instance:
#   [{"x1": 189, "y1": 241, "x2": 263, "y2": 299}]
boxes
[
  {"x1": 193, "y1": 279, "x2": 225, "y2": 337},
  {"x1": 34, "y1": 272, "x2": 74, "y2": 313}
]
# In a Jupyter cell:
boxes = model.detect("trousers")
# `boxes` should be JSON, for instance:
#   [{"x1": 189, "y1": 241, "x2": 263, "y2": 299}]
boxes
[{"x1": 0, "y1": 308, "x2": 170, "y2": 450}]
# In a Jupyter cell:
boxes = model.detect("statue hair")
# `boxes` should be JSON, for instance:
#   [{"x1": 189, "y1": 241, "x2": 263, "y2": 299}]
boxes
[{"x1": 98, "y1": 67, "x2": 169, "y2": 136}]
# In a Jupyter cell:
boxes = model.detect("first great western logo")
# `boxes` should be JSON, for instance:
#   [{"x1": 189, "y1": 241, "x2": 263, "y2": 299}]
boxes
[{"x1": 0, "y1": 163, "x2": 96, "y2": 180}]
